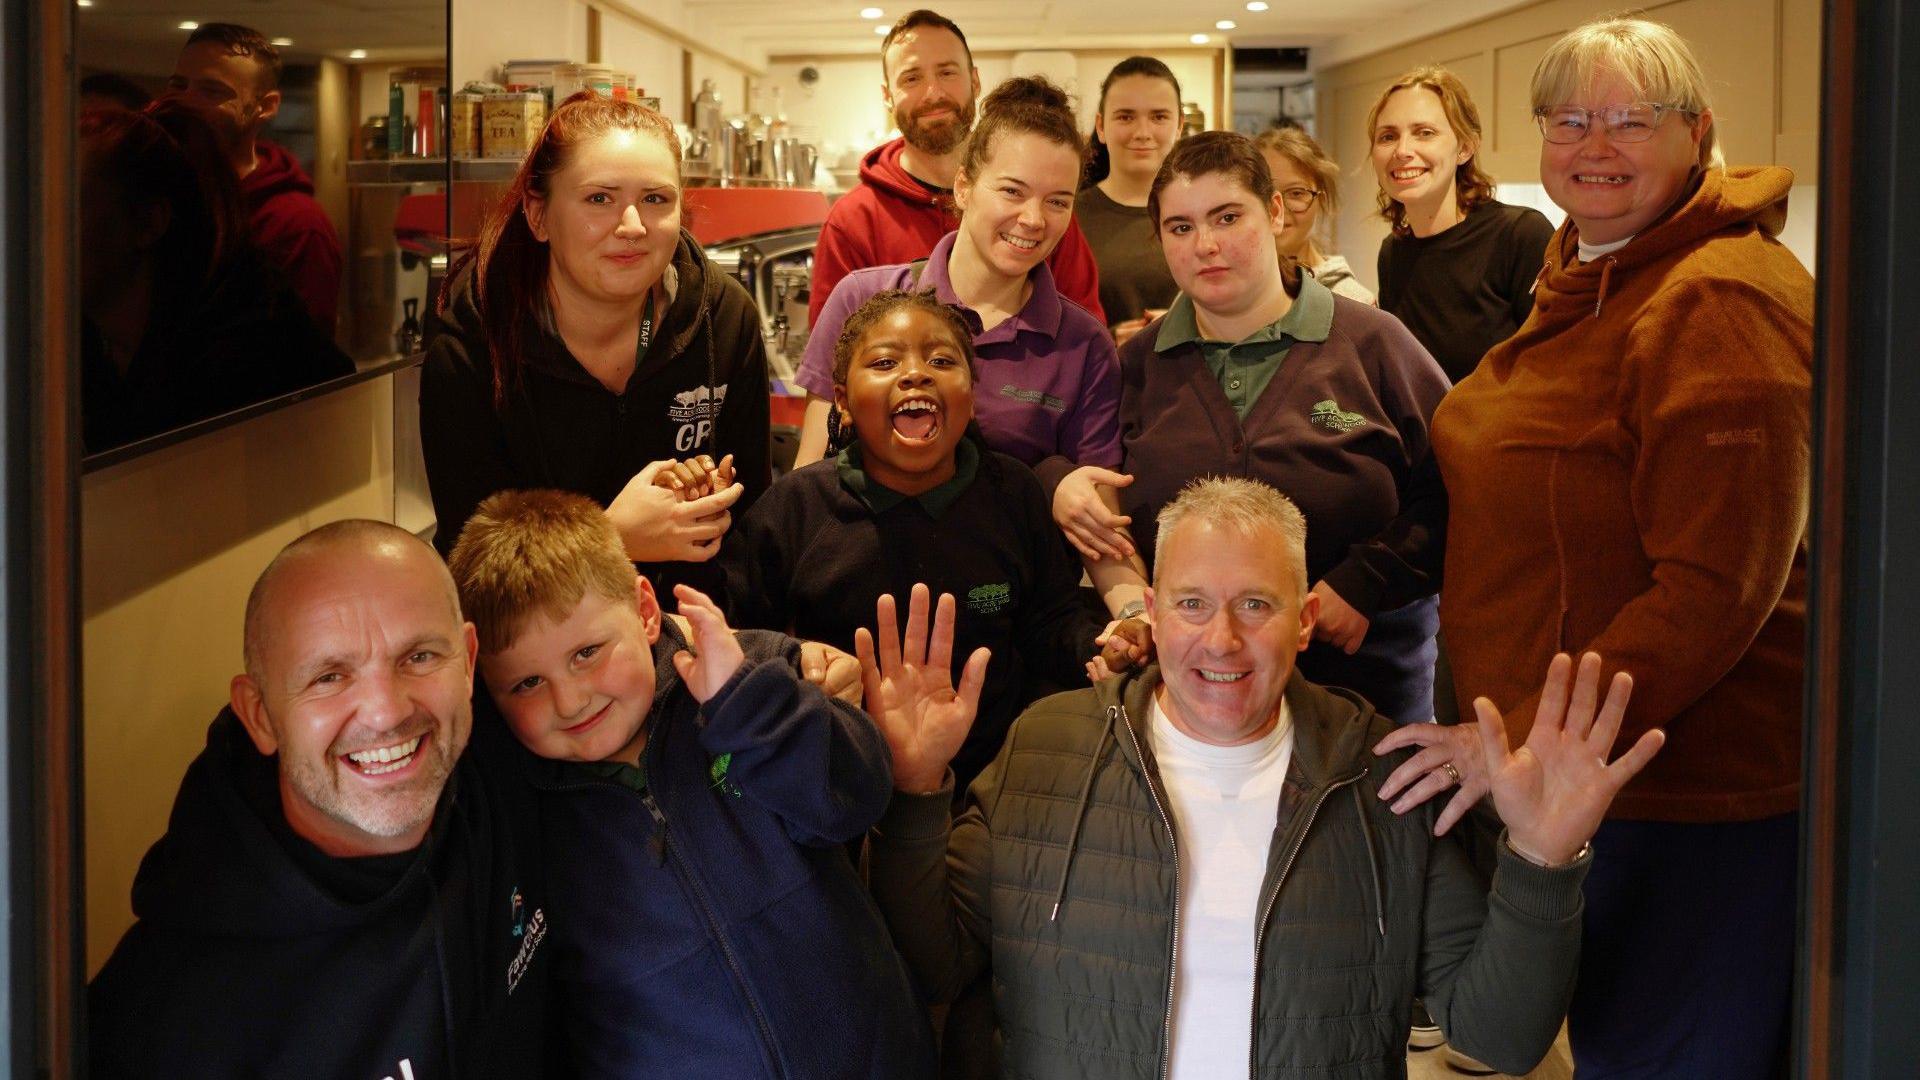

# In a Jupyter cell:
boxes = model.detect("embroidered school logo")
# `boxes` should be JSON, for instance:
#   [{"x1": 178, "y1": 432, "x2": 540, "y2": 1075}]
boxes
[
  {"x1": 967, "y1": 583, "x2": 1012, "y2": 615},
  {"x1": 1000, "y1": 384, "x2": 1068, "y2": 412},
  {"x1": 709, "y1": 753, "x2": 743, "y2": 798},
  {"x1": 377, "y1": 1058, "x2": 417, "y2": 1080},
  {"x1": 668, "y1": 384, "x2": 728, "y2": 451},
  {"x1": 1309, "y1": 399, "x2": 1367, "y2": 432}
]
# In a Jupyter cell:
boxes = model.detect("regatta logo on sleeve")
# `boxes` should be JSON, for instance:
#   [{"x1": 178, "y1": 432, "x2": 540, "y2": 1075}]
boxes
[
  {"x1": 1309, "y1": 399, "x2": 1368, "y2": 433},
  {"x1": 669, "y1": 384, "x2": 728, "y2": 451},
  {"x1": 967, "y1": 583, "x2": 1012, "y2": 615}
]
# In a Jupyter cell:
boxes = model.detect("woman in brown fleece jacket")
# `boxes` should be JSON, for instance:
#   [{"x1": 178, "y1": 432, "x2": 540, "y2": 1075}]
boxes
[{"x1": 1378, "y1": 17, "x2": 1811, "y2": 1078}]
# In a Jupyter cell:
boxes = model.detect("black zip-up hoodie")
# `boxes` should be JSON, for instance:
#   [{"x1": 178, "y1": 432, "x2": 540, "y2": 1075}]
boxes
[
  {"x1": 422, "y1": 228, "x2": 772, "y2": 603},
  {"x1": 87, "y1": 711, "x2": 556, "y2": 1079}
]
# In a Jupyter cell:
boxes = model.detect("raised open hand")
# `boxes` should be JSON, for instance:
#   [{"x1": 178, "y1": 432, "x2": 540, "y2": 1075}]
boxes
[
  {"x1": 853, "y1": 584, "x2": 991, "y2": 794},
  {"x1": 1482, "y1": 652, "x2": 1666, "y2": 865},
  {"x1": 670, "y1": 585, "x2": 747, "y2": 704}
]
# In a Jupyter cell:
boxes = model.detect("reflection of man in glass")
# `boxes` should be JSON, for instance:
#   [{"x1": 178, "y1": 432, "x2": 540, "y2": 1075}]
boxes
[{"x1": 168, "y1": 23, "x2": 343, "y2": 333}]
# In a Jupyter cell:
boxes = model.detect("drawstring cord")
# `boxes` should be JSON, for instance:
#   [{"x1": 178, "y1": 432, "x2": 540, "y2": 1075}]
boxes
[
  {"x1": 1593, "y1": 257, "x2": 1616, "y2": 318},
  {"x1": 1352, "y1": 784, "x2": 1387, "y2": 938},
  {"x1": 1049, "y1": 709, "x2": 1116, "y2": 921}
]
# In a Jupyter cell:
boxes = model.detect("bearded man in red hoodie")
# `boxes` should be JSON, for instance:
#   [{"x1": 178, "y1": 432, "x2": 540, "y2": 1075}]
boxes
[
  {"x1": 808, "y1": 9, "x2": 1104, "y2": 329},
  {"x1": 169, "y1": 23, "x2": 343, "y2": 334}
]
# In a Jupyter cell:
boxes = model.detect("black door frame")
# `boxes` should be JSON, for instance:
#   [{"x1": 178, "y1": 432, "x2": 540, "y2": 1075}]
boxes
[{"x1": 1799, "y1": 0, "x2": 1920, "y2": 1071}]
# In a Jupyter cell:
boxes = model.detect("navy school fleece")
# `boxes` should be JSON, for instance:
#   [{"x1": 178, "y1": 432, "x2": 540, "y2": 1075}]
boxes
[
  {"x1": 719, "y1": 445, "x2": 1105, "y2": 789},
  {"x1": 511, "y1": 620, "x2": 936, "y2": 1079}
]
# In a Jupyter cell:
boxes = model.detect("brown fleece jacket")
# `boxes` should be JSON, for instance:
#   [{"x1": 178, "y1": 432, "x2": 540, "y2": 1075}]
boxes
[{"x1": 1432, "y1": 166, "x2": 1812, "y2": 822}]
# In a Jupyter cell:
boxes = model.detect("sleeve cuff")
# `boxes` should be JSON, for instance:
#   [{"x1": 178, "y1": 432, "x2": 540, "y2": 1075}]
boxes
[
  {"x1": 1320, "y1": 559, "x2": 1387, "y2": 620},
  {"x1": 877, "y1": 775, "x2": 958, "y2": 841},
  {"x1": 1489, "y1": 829, "x2": 1591, "y2": 922}
]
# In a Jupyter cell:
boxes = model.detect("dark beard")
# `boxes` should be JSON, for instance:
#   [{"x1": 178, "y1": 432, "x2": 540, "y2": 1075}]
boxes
[{"x1": 896, "y1": 99, "x2": 975, "y2": 157}]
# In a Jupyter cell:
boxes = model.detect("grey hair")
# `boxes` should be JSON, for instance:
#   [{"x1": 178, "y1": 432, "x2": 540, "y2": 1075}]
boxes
[
  {"x1": 1530, "y1": 14, "x2": 1723, "y2": 171},
  {"x1": 242, "y1": 519, "x2": 458, "y2": 681},
  {"x1": 1154, "y1": 476, "x2": 1309, "y2": 594}
]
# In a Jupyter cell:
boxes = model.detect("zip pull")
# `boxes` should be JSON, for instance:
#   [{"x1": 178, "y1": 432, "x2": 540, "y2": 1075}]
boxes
[{"x1": 642, "y1": 793, "x2": 669, "y2": 866}]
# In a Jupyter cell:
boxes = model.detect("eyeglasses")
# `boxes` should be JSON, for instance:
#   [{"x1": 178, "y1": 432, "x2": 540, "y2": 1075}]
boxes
[
  {"x1": 1533, "y1": 102, "x2": 1697, "y2": 144},
  {"x1": 1278, "y1": 186, "x2": 1321, "y2": 213}
]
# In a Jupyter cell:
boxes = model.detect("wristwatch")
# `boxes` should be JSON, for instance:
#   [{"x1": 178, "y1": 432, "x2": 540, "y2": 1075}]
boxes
[{"x1": 1117, "y1": 599, "x2": 1146, "y2": 620}]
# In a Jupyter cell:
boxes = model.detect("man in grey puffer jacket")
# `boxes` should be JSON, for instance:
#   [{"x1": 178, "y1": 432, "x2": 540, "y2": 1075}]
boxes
[{"x1": 859, "y1": 476, "x2": 1665, "y2": 1080}]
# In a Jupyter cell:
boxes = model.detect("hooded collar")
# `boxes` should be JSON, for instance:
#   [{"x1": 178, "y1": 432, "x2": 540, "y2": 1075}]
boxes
[
  {"x1": 1541, "y1": 166, "x2": 1795, "y2": 317},
  {"x1": 241, "y1": 139, "x2": 316, "y2": 204},
  {"x1": 522, "y1": 228, "x2": 715, "y2": 391},
  {"x1": 859, "y1": 137, "x2": 953, "y2": 208},
  {"x1": 126, "y1": 710, "x2": 451, "y2": 938}
]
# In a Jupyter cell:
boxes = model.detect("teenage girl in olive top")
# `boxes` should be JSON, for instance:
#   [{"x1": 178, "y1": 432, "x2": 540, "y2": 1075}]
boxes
[
  {"x1": 1077, "y1": 57, "x2": 1183, "y2": 343},
  {"x1": 1367, "y1": 66, "x2": 1554, "y2": 383}
]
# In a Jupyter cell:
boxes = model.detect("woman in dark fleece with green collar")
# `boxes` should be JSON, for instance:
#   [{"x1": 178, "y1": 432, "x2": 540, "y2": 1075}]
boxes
[
  {"x1": 423, "y1": 93, "x2": 770, "y2": 606},
  {"x1": 1081, "y1": 131, "x2": 1451, "y2": 726},
  {"x1": 722, "y1": 289, "x2": 1105, "y2": 792}
]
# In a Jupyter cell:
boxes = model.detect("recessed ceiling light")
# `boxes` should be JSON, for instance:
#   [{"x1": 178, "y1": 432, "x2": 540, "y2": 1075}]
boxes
[
  {"x1": 75, "y1": 0, "x2": 93, "y2": 8},
  {"x1": 874, "y1": 24, "x2": 888, "y2": 34},
  {"x1": 860, "y1": 6, "x2": 884, "y2": 17},
  {"x1": 1247, "y1": 1, "x2": 1270, "y2": 9},
  {"x1": 1216, "y1": 19, "x2": 1236, "y2": 29},
  {"x1": 348, "y1": 48, "x2": 368, "y2": 59},
  {"x1": 1190, "y1": 32, "x2": 1209, "y2": 43},
  {"x1": 271, "y1": 37, "x2": 293, "y2": 47},
  {"x1": 178, "y1": 20, "x2": 198, "y2": 30}
]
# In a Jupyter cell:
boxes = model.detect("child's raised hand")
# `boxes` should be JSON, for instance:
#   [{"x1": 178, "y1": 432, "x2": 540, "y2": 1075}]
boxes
[
  {"x1": 670, "y1": 585, "x2": 747, "y2": 703},
  {"x1": 1087, "y1": 616, "x2": 1153, "y2": 682},
  {"x1": 854, "y1": 584, "x2": 989, "y2": 794}
]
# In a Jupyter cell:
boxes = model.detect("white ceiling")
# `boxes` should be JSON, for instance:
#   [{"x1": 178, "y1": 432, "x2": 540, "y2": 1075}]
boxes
[
  {"x1": 77, "y1": 0, "x2": 1533, "y2": 78},
  {"x1": 682, "y1": 0, "x2": 1493, "y2": 60}
]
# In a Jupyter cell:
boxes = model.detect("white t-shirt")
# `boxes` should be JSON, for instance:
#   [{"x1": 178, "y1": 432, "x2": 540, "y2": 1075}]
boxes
[
  {"x1": 1578, "y1": 233, "x2": 1636, "y2": 262},
  {"x1": 1149, "y1": 693, "x2": 1295, "y2": 1080}
]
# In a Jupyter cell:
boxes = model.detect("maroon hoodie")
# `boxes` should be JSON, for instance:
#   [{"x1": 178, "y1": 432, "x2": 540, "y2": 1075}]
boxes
[
  {"x1": 243, "y1": 140, "x2": 343, "y2": 333},
  {"x1": 808, "y1": 137, "x2": 1104, "y2": 327}
]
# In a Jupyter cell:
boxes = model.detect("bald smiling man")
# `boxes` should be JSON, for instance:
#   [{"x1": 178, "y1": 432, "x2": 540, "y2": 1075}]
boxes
[{"x1": 88, "y1": 521, "x2": 556, "y2": 1079}]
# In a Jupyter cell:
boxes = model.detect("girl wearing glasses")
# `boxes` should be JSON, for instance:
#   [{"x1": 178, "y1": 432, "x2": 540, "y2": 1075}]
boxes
[
  {"x1": 1379, "y1": 17, "x2": 1811, "y2": 1078},
  {"x1": 1253, "y1": 127, "x2": 1375, "y2": 305},
  {"x1": 1367, "y1": 67, "x2": 1555, "y2": 383},
  {"x1": 1073, "y1": 131, "x2": 1450, "y2": 727}
]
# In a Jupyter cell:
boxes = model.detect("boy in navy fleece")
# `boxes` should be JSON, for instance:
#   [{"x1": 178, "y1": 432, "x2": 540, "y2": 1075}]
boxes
[
  {"x1": 723, "y1": 289, "x2": 1144, "y2": 792},
  {"x1": 448, "y1": 490, "x2": 935, "y2": 1079}
]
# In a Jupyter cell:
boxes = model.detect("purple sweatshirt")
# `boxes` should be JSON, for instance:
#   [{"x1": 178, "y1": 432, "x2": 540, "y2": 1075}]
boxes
[{"x1": 795, "y1": 231, "x2": 1121, "y2": 492}]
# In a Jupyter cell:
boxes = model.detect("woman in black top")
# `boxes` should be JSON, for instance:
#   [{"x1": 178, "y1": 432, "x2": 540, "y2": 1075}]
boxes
[
  {"x1": 1078, "y1": 57, "x2": 1183, "y2": 343},
  {"x1": 1366, "y1": 66, "x2": 1554, "y2": 383},
  {"x1": 422, "y1": 93, "x2": 770, "y2": 602}
]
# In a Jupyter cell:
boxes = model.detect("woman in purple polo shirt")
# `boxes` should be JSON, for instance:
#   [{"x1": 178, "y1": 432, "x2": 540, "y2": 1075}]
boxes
[{"x1": 792, "y1": 76, "x2": 1119, "y2": 501}]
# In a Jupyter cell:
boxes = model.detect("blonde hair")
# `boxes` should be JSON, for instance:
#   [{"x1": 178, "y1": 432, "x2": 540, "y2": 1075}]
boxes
[
  {"x1": 1531, "y1": 14, "x2": 1723, "y2": 170},
  {"x1": 1364, "y1": 66, "x2": 1498, "y2": 234},
  {"x1": 1155, "y1": 477, "x2": 1309, "y2": 594},
  {"x1": 1253, "y1": 126, "x2": 1341, "y2": 265},
  {"x1": 447, "y1": 489, "x2": 637, "y2": 655}
]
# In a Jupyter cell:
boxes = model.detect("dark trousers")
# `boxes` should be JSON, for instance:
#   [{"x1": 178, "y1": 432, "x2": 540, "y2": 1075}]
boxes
[{"x1": 1568, "y1": 813, "x2": 1798, "y2": 1079}]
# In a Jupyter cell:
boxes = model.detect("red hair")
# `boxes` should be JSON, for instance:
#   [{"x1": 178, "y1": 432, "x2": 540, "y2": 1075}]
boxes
[{"x1": 452, "y1": 91, "x2": 682, "y2": 410}]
